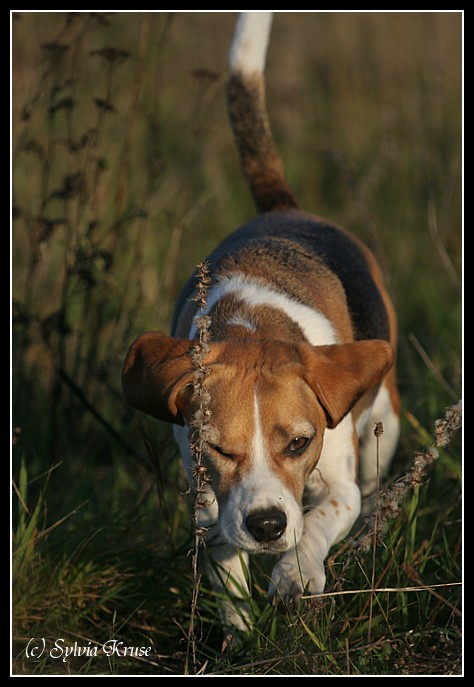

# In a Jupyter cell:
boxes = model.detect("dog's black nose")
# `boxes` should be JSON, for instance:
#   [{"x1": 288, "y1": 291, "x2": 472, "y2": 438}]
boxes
[{"x1": 245, "y1": 509, "x2": 287, "y2": 543}]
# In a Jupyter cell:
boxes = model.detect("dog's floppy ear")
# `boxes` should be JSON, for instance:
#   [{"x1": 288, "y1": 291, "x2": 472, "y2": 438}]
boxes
[
  {"x1": 300, "y1": 340, "x2": 395, "y2": 429},
  {"x1": 122, "y1": 331, "x2": 195, "y2": 425}
]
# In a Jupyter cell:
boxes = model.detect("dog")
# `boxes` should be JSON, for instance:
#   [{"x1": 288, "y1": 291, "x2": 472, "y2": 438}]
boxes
[{"x1": 122, "y1": 12, "x2": 400, "y2": 631}]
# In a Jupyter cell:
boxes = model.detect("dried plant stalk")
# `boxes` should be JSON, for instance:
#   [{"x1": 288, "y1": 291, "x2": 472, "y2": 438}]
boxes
[
  {"x1": 185, "y1": 261, "x2": 213, "y2": 675},
  {"x1": 358, "y1": 399, "x2": 462, "y2": 553},
  {"x1": 368, "y1": 421, "x2": 383, "y2": 642},
  {"x1": 311, "y1": 400, "x2": 462, "y2": 602}
]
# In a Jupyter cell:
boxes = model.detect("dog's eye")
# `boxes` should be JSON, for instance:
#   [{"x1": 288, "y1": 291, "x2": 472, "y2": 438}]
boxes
[
  {"x1": 208, "y1": 443, "x2": 234, "y2": 460},
  {"x1": 288, "y1": 436, "x2": 312, "y2": 455}
]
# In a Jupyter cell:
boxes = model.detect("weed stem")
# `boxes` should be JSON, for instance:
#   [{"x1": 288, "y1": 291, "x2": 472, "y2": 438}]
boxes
[{"x1": 185, "y1": 261, "x2": 212, "y2": 675}]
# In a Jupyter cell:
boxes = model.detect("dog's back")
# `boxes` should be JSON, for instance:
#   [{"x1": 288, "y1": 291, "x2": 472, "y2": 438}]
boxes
[{"x1": 172, "y1": 13, "x2": 397, "y2": 361}]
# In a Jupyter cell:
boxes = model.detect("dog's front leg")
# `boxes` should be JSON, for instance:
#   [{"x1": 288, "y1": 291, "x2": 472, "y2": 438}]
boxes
[
  {"x1": 268, "y1": 419, "x2": 361, "y2": 603},
  {"x1": 268, "y1": 478, "x2": 361, "y2": 602},
  {"x1": 205, "y1": 542, "x2": 252, "y2": 632}
]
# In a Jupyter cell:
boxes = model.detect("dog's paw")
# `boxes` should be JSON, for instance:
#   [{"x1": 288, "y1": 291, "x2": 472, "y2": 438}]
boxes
[
  {"x1": 219, "y1": 598, "x2": 252, "y2": 633},
  {"x1": 267, "y1": 551, "x2": 326, "y2": 604}
]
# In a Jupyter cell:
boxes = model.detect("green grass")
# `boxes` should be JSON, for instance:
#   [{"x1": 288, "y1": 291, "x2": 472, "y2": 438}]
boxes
[{"x1": 12, "y1": 11, "x2": 462, "y2": 675}]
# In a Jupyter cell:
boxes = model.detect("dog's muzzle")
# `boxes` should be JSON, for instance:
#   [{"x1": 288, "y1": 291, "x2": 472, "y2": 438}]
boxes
[{"x1": 245, "y1": 508, "x2": 287, "y2": 543}]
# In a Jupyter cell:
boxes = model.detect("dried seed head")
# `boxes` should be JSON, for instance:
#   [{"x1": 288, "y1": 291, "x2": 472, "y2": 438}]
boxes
[
  {"x1": 353, "y1": 400, "x2": 461, "y2": 557},
  {"x1": 374, "y1": 421, "x2": 384, "y2": 437}
]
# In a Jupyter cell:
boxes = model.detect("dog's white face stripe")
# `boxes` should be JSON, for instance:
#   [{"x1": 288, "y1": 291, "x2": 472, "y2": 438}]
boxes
[
  {"x1": 174, "y1": 379, "x2": 304, "y2": 552},
  {"x1": 189, "y1": 273, "x2": 336, "y2": 346},
  {"x1": 217, "y1": 389, "x2": 304, "y2": 552},
  {"x1": 251, "y1": 391, "x2": 268, "y2": 475}
]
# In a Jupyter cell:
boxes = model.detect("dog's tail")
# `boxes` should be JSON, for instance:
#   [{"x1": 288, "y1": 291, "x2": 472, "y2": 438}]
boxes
[{"x1": 227, "y1": 12, "x2": 299, "y2": 213}]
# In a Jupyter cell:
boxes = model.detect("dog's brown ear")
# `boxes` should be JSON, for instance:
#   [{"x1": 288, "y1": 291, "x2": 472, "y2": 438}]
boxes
[
  {"x1": 122, "y1": 331, "x2": 195, "y2": 425},
  {"x1": 300, "y1": 340, "x2": 395, "y2": 429}
]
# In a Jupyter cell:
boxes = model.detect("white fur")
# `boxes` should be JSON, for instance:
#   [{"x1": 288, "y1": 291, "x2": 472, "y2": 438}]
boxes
[
  {"x1": 218, "y1": 393, "x2": 303, "y2": 552},
  {"x1": 252, "y1": 390, "x2": 267, "y2": 470},
  {"x1": 226, "y1": 313, "x2": 257, "y2": 332},
  {"x1": 189, "y1": 273, "x2": 336, "y2": 346},
  {"x1": 204, "y1": 543, "x2": 251, "y2": 631},
  {"x1": 228, "y1": 12, "x2": 273, "y2": 75},
  {"x1": 269, "y1": 414, "x2": 361, "y2": 600}
]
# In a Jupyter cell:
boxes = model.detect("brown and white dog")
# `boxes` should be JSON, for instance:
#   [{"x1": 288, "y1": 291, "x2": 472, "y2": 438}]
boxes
[{"x1": 122, "y1": 12, "x2": 400, "y2": 631}]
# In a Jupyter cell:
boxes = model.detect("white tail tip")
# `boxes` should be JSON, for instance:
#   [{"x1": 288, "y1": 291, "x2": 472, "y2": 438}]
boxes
[{"x1": 228, "y1": 12, "x2": 273, "y2": 75}]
